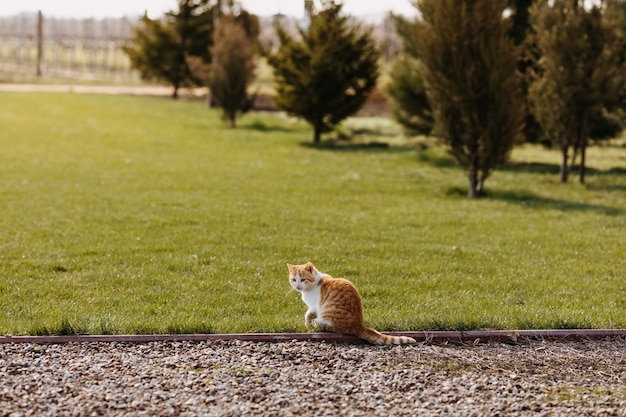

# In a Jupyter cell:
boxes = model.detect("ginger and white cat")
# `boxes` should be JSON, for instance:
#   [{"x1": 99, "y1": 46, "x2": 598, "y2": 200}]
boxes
[{"x1": 287, "y1": 262, "x2": 416, "y2": 345}]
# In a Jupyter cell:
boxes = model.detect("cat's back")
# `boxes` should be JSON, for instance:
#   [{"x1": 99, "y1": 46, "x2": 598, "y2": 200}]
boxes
[
  {"x1": 317, "y1": 274, "x2": 364, "y2": 326},
  {"x1": 319, "y1": 275, "x2": 362, "y2": 303}
]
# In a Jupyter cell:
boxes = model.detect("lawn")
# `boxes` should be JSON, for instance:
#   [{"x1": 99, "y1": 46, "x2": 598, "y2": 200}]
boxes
[{"x1": 0, "y1": 92, "x2": 625, "y2": 335}]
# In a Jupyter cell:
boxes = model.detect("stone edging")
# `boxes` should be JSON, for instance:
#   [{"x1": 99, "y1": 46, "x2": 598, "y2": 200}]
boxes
[{"x1": 1, "y1": 329, "x2": 625, "y2": 345}]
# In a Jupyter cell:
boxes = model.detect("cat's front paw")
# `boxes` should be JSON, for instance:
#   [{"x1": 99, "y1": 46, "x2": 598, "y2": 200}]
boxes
[
  {"x1": 305, "y1": 320, "x2": 322, "y2": 331},
  {"x1": 312, "y1": 318, "x2": 330, "y2": 331},
  {"x1": 305, "y1": 312, "x2": 317, "y2": 328}
]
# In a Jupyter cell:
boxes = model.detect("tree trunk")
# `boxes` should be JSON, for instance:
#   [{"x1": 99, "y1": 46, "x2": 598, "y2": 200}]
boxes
[
  {"x1": 477, "y1": 178, "x2": 484, "y2": 196},
  {"x1": 559, "y1": 144, "x2": 569, "y2": 183},
  {"x1": 313, "y1": 126, "x2": 321, "y2": 144},
  {"x1": 579, "y1": 143, "x2": 586, "y2": 184},
  {"x1": 578, "y1": 108, "x2": 589, "y2": 184},
  {"x1": 468, "y1": 175, "x2": 478, "y2": 198},
  {"x1": 467, "y1": 140, "x2": 481, "y2": 198},
  {"x1": 468, "y1": 157, "x2": 479, "y2": 198}
]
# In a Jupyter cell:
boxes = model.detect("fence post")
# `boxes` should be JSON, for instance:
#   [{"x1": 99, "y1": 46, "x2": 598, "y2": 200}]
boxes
[{"x1": 37, "y1": 10, "x2": 43, "y2": 77}]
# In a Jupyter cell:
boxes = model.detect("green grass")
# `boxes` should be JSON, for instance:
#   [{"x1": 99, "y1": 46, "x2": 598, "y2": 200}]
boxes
[{"x1": 1, "y1": 92, "x2": 625, "y2": 335}]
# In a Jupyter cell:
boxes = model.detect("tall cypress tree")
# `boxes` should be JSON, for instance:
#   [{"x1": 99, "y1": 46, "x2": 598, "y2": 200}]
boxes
[
  {"x1": 529, "y1": 0, "x2": 625, "y2": 183},
  {"x1": 265, "y1": 1, "x2": 379, "y2": 143},
  {"x1": 415, "y1": 0, "x2": 525, "y2": 197}
]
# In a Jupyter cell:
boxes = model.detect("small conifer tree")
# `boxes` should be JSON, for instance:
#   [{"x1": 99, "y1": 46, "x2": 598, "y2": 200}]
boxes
[
  {"x1": 208, "y1": 17, "x2": 257, "y2": 127},
  {"x1": 384, "y1": 56, "x2": 433, "y2": 135},
  {"x1": 265, "y1": 1, "x2": 380, "y2": 143},
  {"x1": 123, "y1": 0, "x2": 214, "y2": 99},
  {"x1": 385, "y1": 14, "x2": 434, "y2": 136}
]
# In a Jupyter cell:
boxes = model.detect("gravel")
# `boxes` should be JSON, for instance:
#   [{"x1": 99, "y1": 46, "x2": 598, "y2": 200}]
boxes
[{"x1": 1, "y1": 338, "x2": 625, "y2": 416}]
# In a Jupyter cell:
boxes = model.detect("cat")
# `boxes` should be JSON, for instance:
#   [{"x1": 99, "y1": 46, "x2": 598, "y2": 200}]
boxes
[{"x1": 287, "y1": 262, "x2": 416, "y2": 345}]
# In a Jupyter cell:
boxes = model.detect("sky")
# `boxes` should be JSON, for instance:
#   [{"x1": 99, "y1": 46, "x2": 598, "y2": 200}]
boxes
[{"x1": 0, "y1": 0, "x2": 418, "y2": 19}]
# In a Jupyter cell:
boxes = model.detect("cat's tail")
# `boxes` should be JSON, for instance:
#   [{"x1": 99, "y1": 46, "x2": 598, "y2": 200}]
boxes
[{"x1": 357, "y1": 327, "x2": 416, "y2": 345}]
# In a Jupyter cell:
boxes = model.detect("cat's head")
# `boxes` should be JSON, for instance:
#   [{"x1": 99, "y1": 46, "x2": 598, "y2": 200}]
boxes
[{"x1": 287, "y1": 262, "x2": 318, "y2": 292}]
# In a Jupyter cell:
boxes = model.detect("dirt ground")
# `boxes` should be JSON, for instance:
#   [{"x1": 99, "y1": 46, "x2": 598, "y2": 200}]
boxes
[{"x1": 0, "y1": 82, "x2": 390, "y2": 117}]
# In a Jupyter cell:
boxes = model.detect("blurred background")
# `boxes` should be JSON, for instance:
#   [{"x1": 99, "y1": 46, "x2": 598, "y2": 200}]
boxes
[{"x1": 0, "y1": 0, "x2": 414, "y2": 85}]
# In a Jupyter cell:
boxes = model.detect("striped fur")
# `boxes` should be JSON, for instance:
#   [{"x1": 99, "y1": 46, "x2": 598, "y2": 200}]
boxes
[
  {"x1": 357, "y1": 327, "x2": 416, "y2": 345},
  {"x1": 287, "y1": 262, "x2": 416, "y2": 345}
]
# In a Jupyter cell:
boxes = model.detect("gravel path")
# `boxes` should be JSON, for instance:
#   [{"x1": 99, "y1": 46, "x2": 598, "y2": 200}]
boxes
[{"x1": 2, "y1": 338, "x2": 625, "y2": 416}]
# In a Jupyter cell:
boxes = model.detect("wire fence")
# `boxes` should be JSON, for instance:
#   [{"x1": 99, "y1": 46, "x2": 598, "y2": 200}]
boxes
[
  {"x1": 0, "y1": 12, "x2": 139, "y2": 83},
  {"x1": 0, "y1": 12, "x2": 400, "y2": 84}
]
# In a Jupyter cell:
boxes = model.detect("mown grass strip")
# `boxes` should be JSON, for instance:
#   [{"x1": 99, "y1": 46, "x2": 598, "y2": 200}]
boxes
[{"x1": 1, "y1": 92, "x2": 625, "y2": 335}]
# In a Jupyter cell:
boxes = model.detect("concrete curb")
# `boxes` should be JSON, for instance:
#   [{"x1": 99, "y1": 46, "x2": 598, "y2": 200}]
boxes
[{"x1": 1, "y1": 329, "x2": 625, "y2": 345}]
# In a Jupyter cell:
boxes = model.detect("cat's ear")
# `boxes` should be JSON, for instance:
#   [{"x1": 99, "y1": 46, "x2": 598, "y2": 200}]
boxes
[
  {"x1": 304, "y1": 262, "x2": 314, "y2": 273},
  {"x1": 286, "y1": 263, "x2": 295, "y2": 273}
]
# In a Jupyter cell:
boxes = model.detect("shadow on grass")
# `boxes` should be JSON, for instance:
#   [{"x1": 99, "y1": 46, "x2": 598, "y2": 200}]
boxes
[
  {"x1": 437, "y1": 158, "x2": 626, "y2": 185},
  {"x1": 503, "y1": 162, "x2": 626, "y2": 177},
  {"x1": 239, "y1": 119, "x2": 300, "y2": 133},
  {"x1": 416, "y1": 151, "x2": 458, "y2": 168},
  {"x1": 444, "y1": 186, "x2": 624, "y2": 215},
  {"x1": 349, "y1": 127, "x2": 400, "y2": 139},
  {"x1": 27, "y1": 317, "x2": 218, "y2": 336},
  {"x1": 418, "y1": 154, "x2": 565, "y2": 173},
  {"x1": 301, "y1": 140, "x2": 400, "y2": 153},
  {"x1": 30, "y1": 318, "x2": 88, "y2": 336},
  {"x1": 600, "y1": 167, "x2": 626, "y2": 176},
  {"x1": 491, "y1": 189, "x2": 625, "y2": 216},
  {"x1": 586, "y1": 183, "x2": 626, "y2": 192},
  {"x1": 501, "y1": 161, "x2": 561, "y2": 175}
]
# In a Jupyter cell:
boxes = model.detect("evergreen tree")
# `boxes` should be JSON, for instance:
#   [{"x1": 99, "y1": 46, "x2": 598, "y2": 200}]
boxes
[
  {"x1": 529, "y1": 0, "x2": 625, "y2": 183},
  {"x1": 384, "y1": 14, "x2": 433, "y2": 136},
  {"x1": 123, "y1": 0, "x2": 214, "y2": 99},
  {"x1": 607, "y1": 0, "x2": 626, "y2": 52},
  {"x1": 607, "y1": 0, "x2": 626, "y2": 117},
  {"x1": 208, "y1": 17, "x2": 257, "y2": 127},
  {"x1": 384, "y1": 55, "x2": 433, "y2": 135},
  {"x1": 264, "y1": 1, "x2": 380, "y2": 143},
  {"x1": 508, "y1": 0, "x2": 534, "y2": 45},
  {"x1": 414, "y1": 0, "x2": 525, "y2": 197},
  {"x1": 506, "y1": 0, "x2": 550, "y2": 145}
]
